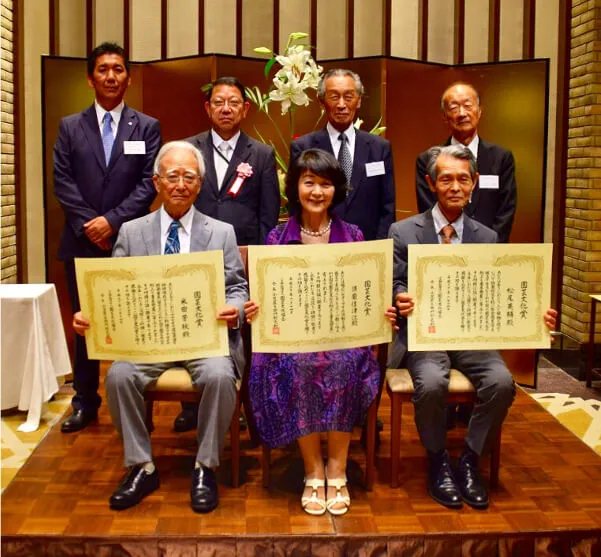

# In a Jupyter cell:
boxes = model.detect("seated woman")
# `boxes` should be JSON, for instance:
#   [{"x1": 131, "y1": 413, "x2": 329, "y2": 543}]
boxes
[{"x1": 244, "y1": 148, "x2": 397, "y2": 516}]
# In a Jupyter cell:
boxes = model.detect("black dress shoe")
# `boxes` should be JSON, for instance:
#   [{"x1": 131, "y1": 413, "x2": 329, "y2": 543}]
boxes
[
  {"x1": 190, "y1": 465, "x2": 218, "y2": 513},
  {"x1": 61, "y1": 409, "x2": 97, "y2": 433},
  {"x1": 109, "y1": 465, "x2": 159, "y2": 510},
  {"x1": 174, "y1": 409, "x2": 197, "y2": 432},
  {"x1": 456, "y1": 449, "x2": 489, "y2": 509},
  {"x1": 427, "y1": 450, "x2": 462, "y2": 509}
]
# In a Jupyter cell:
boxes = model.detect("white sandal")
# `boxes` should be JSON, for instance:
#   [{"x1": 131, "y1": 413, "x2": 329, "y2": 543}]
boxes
[
  {"x1": 326, "y1": 475, "x2": 351, "y2": 516},
  {"x1": 301, "y1": 478, "x2": 327, "y2": 516}
]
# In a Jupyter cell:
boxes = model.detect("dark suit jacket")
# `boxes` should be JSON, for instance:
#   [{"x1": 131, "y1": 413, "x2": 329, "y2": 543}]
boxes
[
  {"x1": 291, "y1": 128, "x2": 395, "y2": 241},
  {"x1": 387, "y1": 209, "x2": 498, "y2": 368},
  {"x1": 54, "y1": 104, "x2": 161, "y2": 261},
  {"x1": 186, "y1": 131, "x2": 280, "y2": 245},
  {"x1": 415, "y1": 138, "x2": 517, "y2": 243}
]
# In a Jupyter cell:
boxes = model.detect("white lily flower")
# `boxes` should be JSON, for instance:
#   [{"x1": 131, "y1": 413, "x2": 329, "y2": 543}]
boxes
[{"x1": 269, "y1": 71, "x2": 310, "y2": 114}]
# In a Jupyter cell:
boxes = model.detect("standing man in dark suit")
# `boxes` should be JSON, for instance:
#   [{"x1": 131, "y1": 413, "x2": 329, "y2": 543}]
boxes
[
  {"x1": 415, "y1": 82, "x2": 517, "y2": 243},
  {"x1": 179, "y1": 77, "x2": 279, "y2": 432},
  {"x1": 54, "y1": 42, "x2": 161, "y2": 433},
  {"x1": 291, "y1": 68, "x2": 396, "y2": 241},
  {"x1": 390, "y1": 145, "x2": 556, "y2": 510},
  {"x1": 186, "y1": 77, "x2": 280, "y2": 246}
]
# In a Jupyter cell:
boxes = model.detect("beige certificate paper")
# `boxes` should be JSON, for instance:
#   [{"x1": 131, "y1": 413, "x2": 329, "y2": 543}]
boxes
[
  {"x1": 408, "y1": 243, "x2": 552, "y2": 351},
  {"x1": 75, "y1": 252, "x2": 229, "y2": 363},
  {"x1": 249, "y1": 239, "x2": 393, "y2": 353}
]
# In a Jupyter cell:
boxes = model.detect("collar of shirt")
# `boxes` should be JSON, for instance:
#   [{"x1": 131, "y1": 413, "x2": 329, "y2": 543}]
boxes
[
  {"x1": 211, "y1": 129, "x2": 240, "y2": 154},
  {"x1": 450, "y1": 134, "x2": 479, "y2": 160},
  {"x1": 327, "y1": 122, "x2": 356, "y2": 159},
  {"x1": 160, "y1": 205, "x2": 194, "y2": 254},
  {"x1": 431, "y1": 203, "x2": 464, "y2": 244},
  {"x1": 94, "y1": 101, "x2": 124, "y2": 135}
]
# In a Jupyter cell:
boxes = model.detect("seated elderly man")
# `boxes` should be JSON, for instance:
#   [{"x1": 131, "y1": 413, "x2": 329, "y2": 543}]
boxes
[
  {"x1": 388, "y1": 144, "x2": 556, "y2": 510},
  {"x1": 72, "y1": 141, "x2": 248, "y2": 513}
]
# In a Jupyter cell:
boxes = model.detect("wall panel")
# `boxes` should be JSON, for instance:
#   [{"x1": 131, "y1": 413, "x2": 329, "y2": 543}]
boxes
[
  {"x1": 354, "y1": 0, "x2": 383, "y2": 57},
  {"x1": 242, "y1": 0, "x2": 273, "y2": 57},
  {"x1": 316, "y1": 0, "x2": 346, "y2": 60},
  {"x1": 427, "y1": 0, "x2": 454, "y2": 64},
  {"x1": 390, "y1": 0, "x2": 419, "y2": 59},
  {"x1": 130, "y1": 0, "x2": 161, "y2": 61},
  {"x1": 278, "y1": 0, "x2": 311, "y2": 53},
  {"x1": 464, "y1": 0, "x2": 489, "y2": 63},
  {"x1": 93, "y1": 0, "x2": 124, "y2": 47},
  {"x1": 167, "y1": 0, "x2": 198, "y2": 58},
  {"x1": 204, "y1": 0, "x2": 236, "y2": 54},
  {"x1": 57, "y1": 0, "x2": 86, "y2": 57},
  {"x1": 499, "y1": 0, "x2": 523, "y2": 60}
]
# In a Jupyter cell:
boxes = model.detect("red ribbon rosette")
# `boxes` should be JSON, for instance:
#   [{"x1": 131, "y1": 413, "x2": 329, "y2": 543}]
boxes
[{"x1": 227, "y1": 162, "x2": 253, "y2": 197}]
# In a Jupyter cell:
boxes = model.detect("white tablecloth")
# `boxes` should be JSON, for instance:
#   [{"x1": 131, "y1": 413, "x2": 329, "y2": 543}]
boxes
[{"x1": 1, "y1": 284, "x2": 72, "y2": 431}]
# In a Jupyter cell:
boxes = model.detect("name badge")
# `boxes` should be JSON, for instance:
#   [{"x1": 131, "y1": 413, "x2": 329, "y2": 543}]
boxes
[
  {"x1": 123, "y1": 141, "x2": 146, "y2": 155},
  {"x1": 478, "y1": 175, "x2": 499, "y2": 189},
  {"x1": 365, "y1": 161, "x2": 385, "y2": 177}
]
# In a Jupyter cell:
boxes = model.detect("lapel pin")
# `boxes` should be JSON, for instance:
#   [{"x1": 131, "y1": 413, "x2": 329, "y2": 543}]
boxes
[{"x1": 128, "y1": 121, "x2": 133, "y2": 126}]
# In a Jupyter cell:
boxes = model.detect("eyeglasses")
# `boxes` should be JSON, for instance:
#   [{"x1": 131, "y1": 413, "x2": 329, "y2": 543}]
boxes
[
  {"x1": 158, "y1": 172, "x2": 200, "y2": 186},
  {"x1": 210, "y1": 98, "x2": 244, "y2": 109}
]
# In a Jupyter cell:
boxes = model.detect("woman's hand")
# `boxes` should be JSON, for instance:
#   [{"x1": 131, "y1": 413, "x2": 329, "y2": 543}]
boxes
[
  {"x1": 395, "y1": 292, "x2": 415, "y2": 318},
  {"x1": 244, "y1": 300, "x2": 259, "y2": 323},
  {"x1": 72, "y1": 311, "x2": 90, "y2": 336},
  {"x1": 385, "y1": 306, "x2": 399, "y2": 330},
  {"x1": 217, "y1": 305, "x2": 240, "y2": 329}
]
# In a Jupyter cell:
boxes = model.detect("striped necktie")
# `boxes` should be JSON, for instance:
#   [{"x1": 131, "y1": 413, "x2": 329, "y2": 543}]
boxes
[
  {"x1": 164, "y1": 220, "x2": 180, "y2": 254},
  {"x1": 441, "y1": 224, "x2": 456, "y2": 244},
  {"x1": 101, "y1": 112, "x2": 114, "y2": 166}
]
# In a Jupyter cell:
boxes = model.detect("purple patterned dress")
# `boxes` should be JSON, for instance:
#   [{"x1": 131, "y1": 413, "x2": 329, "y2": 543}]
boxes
[{"x1": 249, "y1": 215, "x2": 380, "y2": 448}]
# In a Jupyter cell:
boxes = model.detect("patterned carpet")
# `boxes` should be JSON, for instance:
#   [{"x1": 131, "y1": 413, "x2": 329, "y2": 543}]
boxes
[
  {"x1": 0, "y1": 392, "x2": 71, "y2": 492},
  {"x1": 531, "y1": 392, "x2": 601, "y2": 455}
]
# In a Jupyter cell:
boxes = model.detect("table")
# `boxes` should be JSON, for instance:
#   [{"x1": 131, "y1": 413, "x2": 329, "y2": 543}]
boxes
[
  {"x1": 1, "y1": 284, "x2": 72, "y2": 431},
  {"x1": 586, "y1": 294, "x2": 601, "y2": 388}
]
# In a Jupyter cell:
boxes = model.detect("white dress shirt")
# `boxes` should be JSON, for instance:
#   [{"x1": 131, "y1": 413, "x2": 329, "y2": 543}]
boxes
[
  {"x1": 327, "y1": 122, "x2": 356, "y2": 163},
  {"x1": 94, "y1": 101, "x2": 124, "y2": 138},
  {"x1": 211, "y1": 129, "x2": 240, "y2": 190},
  {"x1": 160, "y1": 205, "x2": 194, "y2": 254},
  {"x1": 432, "y1": 203, "x2": 464, "y2": 244}
]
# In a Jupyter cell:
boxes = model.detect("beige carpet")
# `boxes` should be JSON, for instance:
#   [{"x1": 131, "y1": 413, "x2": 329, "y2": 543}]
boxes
[
  {"x1": 0, "y1": 391, "x2": 71, "y2": 492},
  {"x1": 531, "y1": 392, "x2": 601, "y2": 455}
]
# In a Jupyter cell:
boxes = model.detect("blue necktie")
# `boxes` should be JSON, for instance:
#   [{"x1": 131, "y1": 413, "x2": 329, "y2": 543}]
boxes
[
  {"x1": 102, "y1": 112, "x2": 114, "y2": 165},
  {"x1": 164, "y1": 220, "x2": 180, "y2": 254}
]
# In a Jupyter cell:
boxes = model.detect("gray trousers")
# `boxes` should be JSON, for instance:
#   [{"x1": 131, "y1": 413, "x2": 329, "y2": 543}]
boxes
[
  {"x1": 407, "y1": 350, "x2": 515, "y2": 456},
  {"x1": 105, "y1": 357, "x2": 237, "y2": 468}
]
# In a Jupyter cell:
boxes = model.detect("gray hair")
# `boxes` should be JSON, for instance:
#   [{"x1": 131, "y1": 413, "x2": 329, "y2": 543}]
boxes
[
  {"x1": 426, "y1": 145, "x2": 477, "y2": 182},
  {"x1": 317, "y1": 68, "x2": 365, "y2": 100},
  {"x1": 440, "y1": 82, "x2": 480, "y2": 112},
  {"x1": 153, "y1": 141, "x2": 205, "y2": 178}
]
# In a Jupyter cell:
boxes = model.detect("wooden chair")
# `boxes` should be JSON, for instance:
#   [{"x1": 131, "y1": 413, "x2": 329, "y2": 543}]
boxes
[
  {"x1": 385, "y1": 367, "x2": 501, "y2": 489},
  {"x1": 143, "y1": 246, "x2": 251, "y2": 489}
]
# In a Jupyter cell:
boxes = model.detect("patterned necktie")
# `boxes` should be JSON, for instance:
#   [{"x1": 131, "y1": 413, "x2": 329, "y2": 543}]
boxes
[
  {"x1": 216, "y1": 142, "x2": 231, "y2": 189},
  {"x1": 338, "y1": 133, "x2": 353, "y2": 186},
  {"x1": 441, "y1": 224, "x2": 456, "y2": 244},
  {"x1": 101, "y1": 112, "x2": 114, "y2": 166},
  {"x1": 164, "y1": 220, "x2": 180, "y2": 254}
]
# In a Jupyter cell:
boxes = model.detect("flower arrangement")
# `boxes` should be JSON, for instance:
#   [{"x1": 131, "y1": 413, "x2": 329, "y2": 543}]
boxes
[{"x1": 246, "y1": 32, "x2": 386, "y2": 212}]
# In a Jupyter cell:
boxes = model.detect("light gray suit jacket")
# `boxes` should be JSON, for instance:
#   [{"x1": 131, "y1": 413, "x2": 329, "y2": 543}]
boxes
[
  {"x1": 112, "y1": 207, "x2": 249, "y2": 375},
  {"x1": 387, "y1": 209, "x2": 498, "y2": 368}
]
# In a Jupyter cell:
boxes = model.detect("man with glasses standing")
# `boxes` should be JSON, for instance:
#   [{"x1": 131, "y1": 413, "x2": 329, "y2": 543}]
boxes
[
  {"x1": 291, "y1": 68, "x2": 396, "y2": 242},
  {"x1": 72, "y1": 141, "x2": 248, "y2": 513},
  {"x1": 186, "y1": 76, "x2": 279, "y2": 246},
  {"x1": 54, "y1": 42, "x2": 161, "y2": 433},
  {"x1": 180, "y1": 77, "x2": 279, "y2": 433}
]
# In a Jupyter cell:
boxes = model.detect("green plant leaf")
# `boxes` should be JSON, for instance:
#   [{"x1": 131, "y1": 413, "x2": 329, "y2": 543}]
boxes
[
  {"x1": 264, "y1": 57, "x2": 277, "y2": 79},
  {"x1": 253, "y1": 46, "x2": 272, "y2": 55}
]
